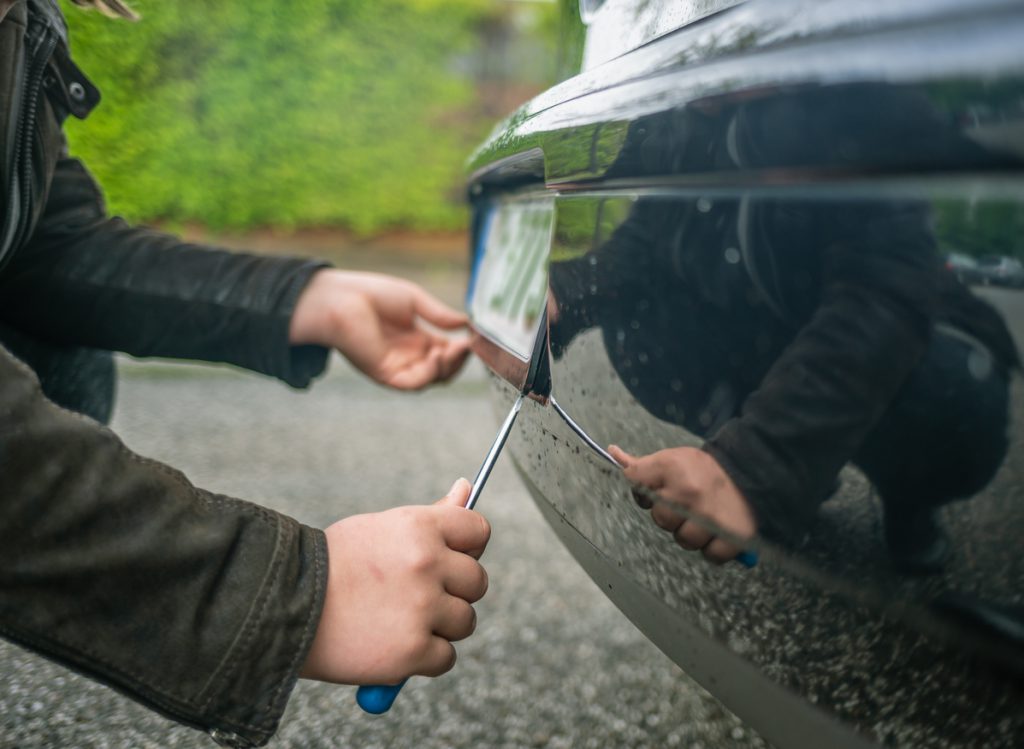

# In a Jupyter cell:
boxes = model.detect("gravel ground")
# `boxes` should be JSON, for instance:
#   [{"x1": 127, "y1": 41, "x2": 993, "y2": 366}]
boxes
[{"x1": 0, "y1": 352, "x2": 769, "y2": 749}]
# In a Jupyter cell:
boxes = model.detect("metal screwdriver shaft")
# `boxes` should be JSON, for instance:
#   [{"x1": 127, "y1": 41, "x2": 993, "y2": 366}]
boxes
[
  {"x1": 356, "y1": 394, "x2": 526, "y2": 714},
  {"x1": 466, "y1": 394, "x2": 524, "y2": 510}
]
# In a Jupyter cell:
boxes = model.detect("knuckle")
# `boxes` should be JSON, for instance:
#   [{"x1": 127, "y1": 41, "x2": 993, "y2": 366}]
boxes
[{"x1": 405, "y1": 546, "x2": 436, "y2": 575}]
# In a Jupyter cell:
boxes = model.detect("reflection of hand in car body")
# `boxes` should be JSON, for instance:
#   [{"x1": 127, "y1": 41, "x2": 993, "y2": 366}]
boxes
[{"x1": 608, "y1": 445, "x2": 756, "y2": 564}]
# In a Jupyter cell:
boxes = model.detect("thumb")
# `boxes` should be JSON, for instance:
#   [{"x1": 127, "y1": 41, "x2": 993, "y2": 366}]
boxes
[
  {"x1": 437, "y1": 477, "x2": 472, "y2": 507},
  {"x1": 608, "y1": 445, "x2": 634, "y2": 469}
]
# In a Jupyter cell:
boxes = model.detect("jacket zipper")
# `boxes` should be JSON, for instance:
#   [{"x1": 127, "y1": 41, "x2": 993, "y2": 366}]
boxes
[{"x1": 0, "y1": 13, "x2": 57, "y2": 272}]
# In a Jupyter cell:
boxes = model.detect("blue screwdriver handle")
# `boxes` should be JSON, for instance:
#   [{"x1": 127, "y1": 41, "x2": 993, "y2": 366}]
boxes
[
  {"x1": 737, "y1": 550, "x2": 758, "y2": 568},
  {"x1": 356, "y1": 680, "x2": 407, "y2": 714}
]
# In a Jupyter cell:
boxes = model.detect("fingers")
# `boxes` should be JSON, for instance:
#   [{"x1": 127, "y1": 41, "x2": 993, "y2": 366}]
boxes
[
  {"x1": 438, "y1": 506, "x2": 491, "y2": 558},
  {"x1": 650, "y1": 501, "x2": 684, "y2": 533},
  {"x1": 443, "y1": 552, "x2": 489, "y2": 602},
  {"x1": 673, "y1": 519, "x2": 714, "y2": 551},
  {"x1": 386, "y1": 337, "x2": 470, "y2": 390},
  {"x1": 413, "y1": 288, "x2": 469, "y2": 330},
  {"x1": 608, "y1": 444, "x2": 634, "y2": 468},
  {"x1": 387, "y1": 347, "x2": 444, "y2": 390},
  {"x1": 612, "y1": 446, "x2": 654, "y2": 508},
  {"x1": 702, "y1": 537, "x2": 741, "y2": 564},
  {"x1": 432, "y1": 596, "x2": 478, "y2": 641},
  {"x1": 436, "y1": 338, "x2": 471, "y2": 383},
  {"x1": 616, "y1": 451, "x2": 668, "y2": 491},
  {"x1": 436, "y1": 479, "x2": 490, "y2": 557},
  {"x1": 416, "y1": 637, "x2": 458, "y2": 678},
  {"x1": 611, "y1": 444, "x2": 754, "y2": 567},
  {"x1": 435, "y1": 480, "x2": 490, "y2": 556}
]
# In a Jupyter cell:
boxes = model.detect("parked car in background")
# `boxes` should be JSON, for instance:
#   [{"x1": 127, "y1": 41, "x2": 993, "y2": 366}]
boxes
[
  {"x1": 465, "y1": 1, "x2": 1024, "y2": 748},
  {"x1": 945, "y1": 252, "x2": 985, "y2": 285},
  {"x1": 977, "y1": 254, "x2": 1024, "y2": 288}
]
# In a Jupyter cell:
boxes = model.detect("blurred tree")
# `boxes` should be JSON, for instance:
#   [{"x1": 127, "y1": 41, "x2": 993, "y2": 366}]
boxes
[{"x1": 60, "y1": 0, "x2": 557, "y2": 235}]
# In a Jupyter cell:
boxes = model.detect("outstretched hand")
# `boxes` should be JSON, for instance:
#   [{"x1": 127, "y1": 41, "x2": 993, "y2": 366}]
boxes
[
  {"x1": 608, "y1": 445, "x2": 757, "y2": 564},
  {"x1": 290, "y1": 269, "x2": 471, "y2": 390}
]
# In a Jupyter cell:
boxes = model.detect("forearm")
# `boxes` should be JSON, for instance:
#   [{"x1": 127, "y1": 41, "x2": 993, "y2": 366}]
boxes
[
  {"x1": 0, "y1": 345, "x2": 326, "y2": 745},
  {"x1": 0, "y1": 159, "x2": 330, "y2": 387}
]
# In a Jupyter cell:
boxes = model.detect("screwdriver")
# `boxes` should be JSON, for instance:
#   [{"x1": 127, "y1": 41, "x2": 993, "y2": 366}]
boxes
[{"x1": 356, "y1": 393, "x2": 526, "y2": 715}]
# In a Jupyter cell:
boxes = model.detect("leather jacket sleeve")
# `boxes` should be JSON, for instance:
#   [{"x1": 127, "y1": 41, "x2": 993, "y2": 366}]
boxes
[
  {"x1": 0, "y1": 156, "x2": 330, "y2": 389},
  {"x1": 0, "y1": 344, "x2": 326, "y2": 747}
]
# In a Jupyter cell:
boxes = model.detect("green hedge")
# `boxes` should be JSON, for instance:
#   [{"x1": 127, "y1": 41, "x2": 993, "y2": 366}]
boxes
[{"x1": 60, "y1": 0, "x2": 522, "y2": 234}]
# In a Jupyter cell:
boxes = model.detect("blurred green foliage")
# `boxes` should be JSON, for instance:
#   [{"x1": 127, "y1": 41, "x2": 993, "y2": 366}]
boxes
[
  {"x1": 61, "y1": 0, "x2": 556, "y2": 234},
  {"x1": 935, "y1": 199, "x2": 1024, "y2": 260},
  {"x1": 553, "y1": 0, "x2": 584, "y2": 82}
]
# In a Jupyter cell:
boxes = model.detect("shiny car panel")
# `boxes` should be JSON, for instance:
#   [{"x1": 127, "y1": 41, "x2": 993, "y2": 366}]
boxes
[{"x1": 466, "y1": 2, "x2": 1024, "y2": 747}]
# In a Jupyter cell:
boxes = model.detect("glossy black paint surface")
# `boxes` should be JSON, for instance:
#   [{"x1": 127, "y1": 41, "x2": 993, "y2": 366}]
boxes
[{"x1": 466, "y1": 2, "x2": 1024, "y2": 747}]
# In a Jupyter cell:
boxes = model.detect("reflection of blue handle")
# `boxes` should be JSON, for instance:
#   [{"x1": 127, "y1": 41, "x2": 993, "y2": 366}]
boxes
[
  {"x1": 736, "y1": 550, "x2": 758, "y2": 568},
  {"x1": 356, "y1": 680, "x2": 407, "y2": 714}
]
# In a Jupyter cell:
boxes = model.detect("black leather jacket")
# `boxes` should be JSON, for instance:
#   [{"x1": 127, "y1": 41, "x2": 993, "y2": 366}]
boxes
[{"x1": 1, "y1": 2, "x2": 329, "y2": 746}]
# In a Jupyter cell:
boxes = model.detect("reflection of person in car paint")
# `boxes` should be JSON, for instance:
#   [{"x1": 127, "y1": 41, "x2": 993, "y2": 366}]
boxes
[{"x1": 549, "y1": 84, "x2": 1021, "y2": 573}]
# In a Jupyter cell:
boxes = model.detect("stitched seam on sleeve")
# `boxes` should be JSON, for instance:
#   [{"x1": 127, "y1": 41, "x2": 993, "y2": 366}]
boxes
[
  {"x1": 196, "y1": 514, "x2": 288, "y2": 715},
  {"x1": 261, "y1": 527, "x2": 325, "y2": 728}
]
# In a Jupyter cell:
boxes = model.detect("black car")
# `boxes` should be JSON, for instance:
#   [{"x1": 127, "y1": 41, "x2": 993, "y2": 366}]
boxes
[{"x1": 465, "y1": 2, "x2": 1024, "y2": 748}]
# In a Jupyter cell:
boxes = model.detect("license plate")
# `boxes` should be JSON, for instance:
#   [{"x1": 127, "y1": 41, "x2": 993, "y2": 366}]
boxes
[{"x1": 467, "y1": 198, "x2": 554, "y2": 361}]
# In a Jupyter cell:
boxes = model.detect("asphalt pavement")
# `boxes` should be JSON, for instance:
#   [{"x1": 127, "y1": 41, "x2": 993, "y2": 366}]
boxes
[{"x1": 0, "y1": 265, "x2": 769, "y2": 748}]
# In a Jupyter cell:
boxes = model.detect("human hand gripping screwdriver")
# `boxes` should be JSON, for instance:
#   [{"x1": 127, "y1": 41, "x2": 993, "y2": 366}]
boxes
[{"x1": 355, "y1": 394, "x2": 526, "y2": 715}]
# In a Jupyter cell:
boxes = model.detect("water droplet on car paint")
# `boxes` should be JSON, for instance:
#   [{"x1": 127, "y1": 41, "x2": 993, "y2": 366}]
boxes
[
  {"x1": 637, "y1": 352, "x2": 649, "y2": 364},
  {"x1": 724, "y1": 247, "x2": 741, "y2": 264},
  {"x1": 670, "y1": 379, "x2": 683, "y2": 392},
  {"x1": 589, "y1": 284, "x2": 598, "y2": 295},
  {"x1": 697, "y1": 198, "x2": 712, "y2": 213},
  {"x1": 967, "y1": 348, "x2": 993, "y2": 380},
  {"x1": 630, "y1": 319, "x2": 640, "y2": 330}
]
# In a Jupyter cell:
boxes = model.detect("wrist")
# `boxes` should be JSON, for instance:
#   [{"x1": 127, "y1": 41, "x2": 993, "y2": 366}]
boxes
[{"x1": 289, "y1": 269, "x2": 352, "y2": 346}]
